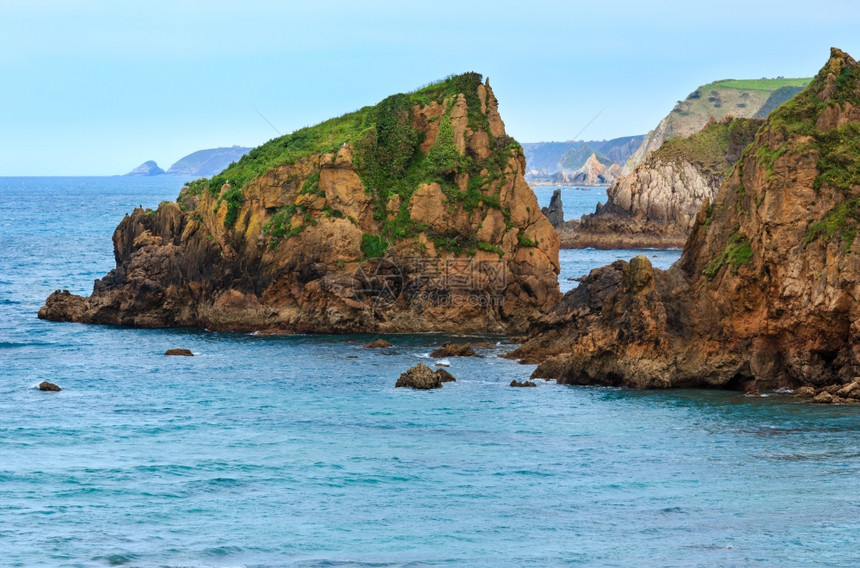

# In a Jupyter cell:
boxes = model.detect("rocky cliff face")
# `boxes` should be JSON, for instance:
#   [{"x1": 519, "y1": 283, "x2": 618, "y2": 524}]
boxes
[
  {"x1": 622, "y1": 76, "x2": 809, "y2": 176},
  {"x1": 540, "y1": 189, "x2": 564, "y2": 228},
  {"x1": 560, "y1": 117, "x2": 762, "y2": 249},
  {"x1": 512, "y1": 48, "x2": 860, "y2": 391},
  {"x1": 41, "y1": 74, "x2": 560, "y2": 334}
]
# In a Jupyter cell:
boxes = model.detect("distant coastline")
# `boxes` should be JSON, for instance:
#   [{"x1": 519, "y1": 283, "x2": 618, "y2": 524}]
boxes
[{"x1": 124, "y1": 146, "x2": 252, "y2": 178}]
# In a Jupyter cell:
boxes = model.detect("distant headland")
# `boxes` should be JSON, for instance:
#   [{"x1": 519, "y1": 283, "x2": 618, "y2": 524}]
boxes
[{"x1": 124, "y1": 146, "x2": 252, "y2": 178}]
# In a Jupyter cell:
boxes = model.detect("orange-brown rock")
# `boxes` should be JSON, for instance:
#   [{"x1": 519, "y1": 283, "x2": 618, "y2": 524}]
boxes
[
  {"x1": 39, "y1": 74, "x2": 559, "y2": 335},
  {"x1": 512, "y1": 48, "x2": 860, "y2": 391}
]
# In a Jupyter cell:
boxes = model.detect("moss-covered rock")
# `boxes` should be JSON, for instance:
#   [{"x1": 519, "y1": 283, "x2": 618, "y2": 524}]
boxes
[
  {"x1": 513, "y1": 48, "x2": 860, "y2": 390},
  {"x1": 40, "y1": 74, "x2": 560, "y2": 334}
]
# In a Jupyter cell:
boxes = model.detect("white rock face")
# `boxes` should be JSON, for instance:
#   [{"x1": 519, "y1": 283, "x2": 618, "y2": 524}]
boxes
[{"x1": 609, "y1": 158, "x2": 719, "y2": 232}]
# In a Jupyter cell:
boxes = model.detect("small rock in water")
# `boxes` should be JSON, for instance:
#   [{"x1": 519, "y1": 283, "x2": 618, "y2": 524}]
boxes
[
  {"x1": 346, "y1": 355, "x2": 359, "y2": 359},
  {"x1": 363, "y1": 339, "x2": 393, "y2": 348},
  {"x1": 39, "y1": 381, "x2": 61, "y2": 392},
  {"x1": 395, "y1": 363, "x2": 442, "y2": 390},
  {"x1": 435, "y1": 368, "x2": 456, "y2": 383},
  {"x1": 510, "y1": 380, "x2": 536, "y2": 388},
  {"x1": 165, "y1": 348, "x2": 194, "y2": 356},
  {"x1": 430, "y1": 342, "x2": 482, "y2": 358}
]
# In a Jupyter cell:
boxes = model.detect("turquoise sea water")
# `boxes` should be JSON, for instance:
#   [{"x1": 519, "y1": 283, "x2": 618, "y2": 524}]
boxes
[{"x1": 1, "y1": 178, "x2": 859, "y2": 567}]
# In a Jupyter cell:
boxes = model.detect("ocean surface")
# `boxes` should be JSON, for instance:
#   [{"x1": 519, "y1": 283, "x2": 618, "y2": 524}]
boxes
[{"x1": 1, "y1": 177, "x2": 859, "y2": 568}]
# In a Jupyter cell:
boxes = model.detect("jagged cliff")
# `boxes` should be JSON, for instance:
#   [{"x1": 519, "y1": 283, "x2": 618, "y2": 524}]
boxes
[
  {"x1": 512, "y1": 48, "x2": 860, "y2": 390},
  {"x1": 560, "y1": 117, "x2": 762, "y2": 248},
  {"x1": 41, "y1": 74, "x2": 560, "y2": 333}
]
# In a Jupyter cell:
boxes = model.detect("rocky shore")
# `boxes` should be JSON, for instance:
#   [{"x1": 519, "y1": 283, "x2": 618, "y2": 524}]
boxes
[{"x1": 512, "y1": 48, "x2": 860, "y2": 391}]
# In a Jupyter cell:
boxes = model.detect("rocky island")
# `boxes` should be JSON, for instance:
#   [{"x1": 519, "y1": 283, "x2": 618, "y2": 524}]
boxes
[
  {"x1": 512, "y1": 48, "x2": 860, "y2": 391},
  {"x1": 40, "y1": 74, "x2": 560, "y2": 334}
]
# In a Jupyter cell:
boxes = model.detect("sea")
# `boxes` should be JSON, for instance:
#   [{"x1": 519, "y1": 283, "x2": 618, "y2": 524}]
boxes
[{"x1": 1, "y1": 177, "x2": 859, "y2": 568}]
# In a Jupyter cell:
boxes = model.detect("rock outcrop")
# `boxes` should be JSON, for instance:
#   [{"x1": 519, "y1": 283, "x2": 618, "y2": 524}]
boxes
[
  {"x1": 512, "y1": 48, "x2": 860, "y2": 391},
  {"x1": 363, "y1": 339, "x2": 393, "y2": 348},
  {"x1": 395, "y1": 363, "x2": 448, "y2": 389},
  {"x1": 435, "y1": 368, "x2": 457, "y2": 383},
  {"x1": 164, "y1": 348, "x2": 194, "y2": 356},
  {"x1": 429, "y1": 343, "x2": 482, "y2": 358},
  {"x1": 795, "y1": 380, "x2": 860, "y2": 404},
  {"x1": 541, "y1": 189, "x2": 564, "y2": 228},
  {"x1": 560, "y1": 117, "x2": 762, "y2": 249},
  {"x1": 41, "y1": 74, "x2": 560, "y2": 334},
  {"x1": 39, "y1": 381, "x2": 61, "y2": 391}
]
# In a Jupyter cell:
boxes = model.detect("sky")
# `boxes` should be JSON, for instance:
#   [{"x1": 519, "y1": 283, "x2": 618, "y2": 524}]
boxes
[{"x1": 2, "y1": 0, "x2": 859, "y2": 176}]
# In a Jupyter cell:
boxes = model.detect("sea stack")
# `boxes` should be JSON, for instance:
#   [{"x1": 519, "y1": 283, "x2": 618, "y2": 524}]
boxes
[
  {"x1": 513, "y1": 48, "x2": 860, "y2": 391},
  {"x1": 40, "y1": 74, "x2": 559, "y2": 334}
]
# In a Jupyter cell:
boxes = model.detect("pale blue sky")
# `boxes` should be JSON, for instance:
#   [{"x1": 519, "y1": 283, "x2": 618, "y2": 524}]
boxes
[{"x1": 2, "y1": 0, "x2": 858, "y2": 175}]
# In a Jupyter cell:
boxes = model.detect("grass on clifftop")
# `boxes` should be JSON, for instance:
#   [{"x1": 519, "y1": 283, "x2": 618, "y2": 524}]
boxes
[
  {"x1": 710, "y1": 78, "x2": 810, "y2": 91},
  {"x1": 183, "y1": 72, "x2": 522, "y2": 252},
  {"x1": 189, "y1": 72, "x2": 497, "y2": 198},
  {"x1": 654, "y1": 117, "x2": 761, "y2": 176}
]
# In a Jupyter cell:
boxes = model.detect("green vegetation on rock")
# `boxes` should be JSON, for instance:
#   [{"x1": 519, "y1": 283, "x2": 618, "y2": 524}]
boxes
[
  {"x1": 262, "y1": 204, "x2": 301, "y2": 249},
  {"x1": 703, "y1": 232, "x2": 753, "y2": 279},
  {"x1": 360, "y1": 233, "x2": 389, "y2": 258},
  {"x1": 654, "y1": 117, "x2": 762, "y2": 177},
  {"x1": 803, "y1": 197, "x2": 860, "y2": 252},
  {"x1": 762, "y1": 52, "x2": 860, "y2": 249},
  {"x1": 181, "y1": 72, "x2": 525, "y2": 258},
  {"x1": 710, "y1": 78, "x2": 810, "y2": 91}
]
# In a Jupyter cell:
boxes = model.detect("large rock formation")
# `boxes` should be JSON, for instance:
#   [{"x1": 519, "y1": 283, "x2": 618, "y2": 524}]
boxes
[
  {"x1": 560, "y1": 117, "x2": 762, "y2": 248},
  {"x1": 40, "y1": 74, "x2": 560, "y2": 334},
  {"x1": 622, "y1": 76, "x2": 810, "y2": 176},
  {"x1": 512, "y1": 48, "x2": 860, "y2": 391}
]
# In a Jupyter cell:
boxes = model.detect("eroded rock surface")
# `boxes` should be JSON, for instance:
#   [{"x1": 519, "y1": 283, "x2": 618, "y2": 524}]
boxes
[
  {"x1": 395, "y1": 363, "x2": 444, "y2": 390},
  {"x1": 513, "y1": 48, "x2": 860, "y2": 391},
  {"x1": 40, "y1": 75, "x2": 559, "y2": 335},
  {"x1": 560, "y1": 117, "x2": 762, "y2": 249}
]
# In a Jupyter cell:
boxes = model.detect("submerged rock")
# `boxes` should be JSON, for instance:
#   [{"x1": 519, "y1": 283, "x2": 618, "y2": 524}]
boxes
[
  {"x1": 430, "y1": 343, "x2": 483, "y2": 358},
  {"x1": 510, "y1": 380, "x2": 536, "y2": 387},
  {"x1": 363, "y1": 339, "x2": 393, "y2": 348},
  {"x1": 435, "y1": 368, "x2": 457, "y2": 383},
  {"x1": 38, "y1": 381, "x2": 61, "y2": 391},
  {"x1": 395, "y1": 363, "x2": 443, "y2": 390},
  {"x1": 165, "y1": 348, "x2": 194, "y2": 356}
]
